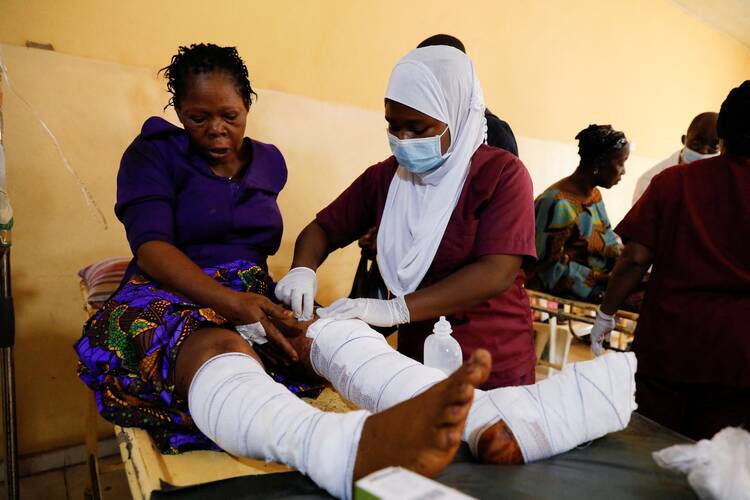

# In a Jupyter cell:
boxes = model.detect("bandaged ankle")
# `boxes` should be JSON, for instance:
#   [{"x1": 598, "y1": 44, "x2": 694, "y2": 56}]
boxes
[
  {"x1": 307, "y1": 319, "x2": 446, "y2": 412},
  {"x1": 467, "y1": 352, "x2": 638, "y2": 462},
  {"x1": 188, "y1": 353, "x2": 369, "y2": 499}
]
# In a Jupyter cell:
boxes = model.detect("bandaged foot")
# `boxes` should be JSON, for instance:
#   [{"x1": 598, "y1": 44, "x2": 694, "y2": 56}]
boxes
[
  {"x1": 308, "y1": 318, "x2": 637, "y2": 464},
  {"x1": 467, "y1": 351, "x2": 637, "y2": 463},
  {"x1": 353, "y1": 349, "x2": 491, "y2": 480}
]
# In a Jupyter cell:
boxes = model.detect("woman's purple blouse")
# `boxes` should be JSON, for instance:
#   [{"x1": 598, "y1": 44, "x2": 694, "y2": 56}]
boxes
[{"x1": 115, "y1": 117, "x2": 287, "y2": 281}]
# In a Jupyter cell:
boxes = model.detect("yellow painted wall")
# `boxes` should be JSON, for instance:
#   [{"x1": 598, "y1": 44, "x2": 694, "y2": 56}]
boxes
[
  {"x1": 2, "y1": 0, "x2": 748, "y2": 159},
  {"x1": 0, "y1": 0, "x2": 747, "y2": 454}
]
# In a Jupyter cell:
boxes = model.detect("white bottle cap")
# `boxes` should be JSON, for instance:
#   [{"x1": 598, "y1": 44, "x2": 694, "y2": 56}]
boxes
[{"x1": 433, "y1": 316, "x2": 452, "y2": 335}]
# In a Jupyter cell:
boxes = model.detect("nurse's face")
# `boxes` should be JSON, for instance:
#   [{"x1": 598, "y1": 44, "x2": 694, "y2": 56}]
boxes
[
  {"x1": 385, "y1": 99, "x2": 451, "y2": 155},
  {"x1": 176, "y1": 71, "x2": 249, "y2": 165},
  {"x1": 595, "y1": 144, "x2": 629, "y2": 189}
]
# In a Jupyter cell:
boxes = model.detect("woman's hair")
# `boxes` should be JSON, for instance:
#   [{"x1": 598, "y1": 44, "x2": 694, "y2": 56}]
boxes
[
  {"x1": 417, "y1": 34, "x2": 466, "y2": 53},
  {"x1": 159, "y1": 43, "x2": 257, "y2": 110},
  {"x1": 575, "y1": 124, "x2": 628, "y2": 165},
  {"x1": 717, "y1": 80, "x2": 750, "y2": 155}
]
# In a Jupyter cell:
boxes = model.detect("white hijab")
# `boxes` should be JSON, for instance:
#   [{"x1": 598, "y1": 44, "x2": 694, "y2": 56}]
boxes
[{"x1": 377, "y1": 46, "x2": 486, "y2": 296}]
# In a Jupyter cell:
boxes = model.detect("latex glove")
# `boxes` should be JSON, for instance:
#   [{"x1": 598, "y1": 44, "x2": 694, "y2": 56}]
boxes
[
  {"x1": 317, "y1": 296, "x2": 410, "y2": 327},
  {"x1": 274, "y1": 267, "x2": 317, "y2": 320},
  {"x1": 591, "y1": 309, "x2": 615, "y2": 357}
]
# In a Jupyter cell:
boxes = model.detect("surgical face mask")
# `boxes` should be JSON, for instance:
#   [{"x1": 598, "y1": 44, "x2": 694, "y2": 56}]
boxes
[
  {"x1": 681, "y1": 146, "x2": 719, "y2": 164},
  {"x1": 387, "y1": 126, "x2": 451, "y2": 174}
]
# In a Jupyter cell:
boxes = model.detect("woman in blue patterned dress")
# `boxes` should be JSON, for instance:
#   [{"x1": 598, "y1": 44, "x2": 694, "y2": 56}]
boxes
[{"x1": 526, "y1": 125, "x2": 628, "y2": 302}]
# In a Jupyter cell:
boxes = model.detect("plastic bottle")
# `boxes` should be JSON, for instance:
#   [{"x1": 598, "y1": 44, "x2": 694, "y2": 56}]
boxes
[{"x1": 423, "y1": 316, "x2": 463, "y2": 375}]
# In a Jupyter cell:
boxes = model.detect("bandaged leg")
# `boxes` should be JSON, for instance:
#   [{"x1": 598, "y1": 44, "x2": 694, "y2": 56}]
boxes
[
  {"x1": 188, "y1": 352, "x2": 368, "y2": 499},
  {"x1": 307, "y1": 318, "x2": 637, "y2": 463},
  {"x1": 308, "y1": 319, "x2": 447, "y2": 412},
  {"x1": 467, "y1": 351, "x2": 637, "y2": 462}
]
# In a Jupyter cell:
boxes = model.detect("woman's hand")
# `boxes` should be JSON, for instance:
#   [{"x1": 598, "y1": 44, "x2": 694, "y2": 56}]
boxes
[
  {"x1": 274, "y1": 267, "x2": 318, "y2": 320},
  {"x1": 135, "y1": 242, "x2": 300, "y2": 361},
  {"x1": 221, "y1": 291, "x2": 299, "y2": 362},
  {"x1": 590, "y1": 309, "x2": 615, "y2": 357},
  {"x1": 317, "y1": 296, "x2": 410, "y2": 327}
]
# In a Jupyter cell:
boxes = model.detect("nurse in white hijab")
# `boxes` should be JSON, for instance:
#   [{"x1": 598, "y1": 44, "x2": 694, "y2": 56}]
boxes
[{"x1": 277, "y1": 46, "x2": 536, "y2": 386}]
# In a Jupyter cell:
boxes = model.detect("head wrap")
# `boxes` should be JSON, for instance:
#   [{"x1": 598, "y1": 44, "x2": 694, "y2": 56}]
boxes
[{"x1": 377, "y1": 46, "x2": 486, "y2": 296}]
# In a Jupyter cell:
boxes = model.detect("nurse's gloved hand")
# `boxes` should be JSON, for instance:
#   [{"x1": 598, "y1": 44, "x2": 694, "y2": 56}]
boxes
[
  {"x1": 274, "y1": 267, "x2": 318, "y2": 321},
  {"x1": 590, "y1": 309, "x2": 615, "y2": 357},
  {"x1": 317, "y1": 296, "x2": 410, "y2": 328}
]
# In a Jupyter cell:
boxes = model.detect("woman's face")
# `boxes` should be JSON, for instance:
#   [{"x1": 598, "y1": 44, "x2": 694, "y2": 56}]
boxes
[
  {"x1": 385, "y1": 99, "x2": 451, "y2": 155},
  {"x1": 596, "y1": 144, "x2": 630, "y2": 189},
  {"x1": 176, "y1": 71, "x2": 249, "y2": 165}
]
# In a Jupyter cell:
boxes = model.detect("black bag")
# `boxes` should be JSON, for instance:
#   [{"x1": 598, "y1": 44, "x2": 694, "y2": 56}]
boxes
[{"x1": 348, "y1": 253, "x2": 397, "y2": 336}]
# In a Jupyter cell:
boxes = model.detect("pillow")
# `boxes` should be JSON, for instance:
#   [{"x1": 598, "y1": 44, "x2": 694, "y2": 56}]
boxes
[{"x1": 78, "y1": 257, "x2": 131, "y2": 309}]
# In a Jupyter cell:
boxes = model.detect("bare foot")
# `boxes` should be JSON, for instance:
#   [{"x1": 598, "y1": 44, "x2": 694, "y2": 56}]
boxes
[
  {"x1": 353, "y1": 349, "x2": 492, "y2": 484},
  {"x1": 476, "y1": 421, "x2": 524, "y2": 464}
]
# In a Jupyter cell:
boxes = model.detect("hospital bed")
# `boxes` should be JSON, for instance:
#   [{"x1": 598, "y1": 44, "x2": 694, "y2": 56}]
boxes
[
  {"x1": 146, "y1": 414, "x2": 697, "y2": 500},
  {"x1": 80, "y1": 260, "x2": 694, "y2": 500},
  {"x1": 527, "y1": 288, "x2": 638, "y2": 372}
]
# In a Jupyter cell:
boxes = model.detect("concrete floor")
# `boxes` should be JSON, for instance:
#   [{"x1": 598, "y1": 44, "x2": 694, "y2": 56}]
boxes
[{"x1": 15, "y1": 455, "x2": 129, "y2": 500}]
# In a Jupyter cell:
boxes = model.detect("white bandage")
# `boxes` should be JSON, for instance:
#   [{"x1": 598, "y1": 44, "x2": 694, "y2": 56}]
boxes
[
  {"x1": 307, "y1": 319, "x2": 638, "y2": 463},
  {"x1": 308, "y1": 319, "x2": 445, "y2": 412},
  {"x1": 458, "y1": 351, "x2": 638, "y2": 462},
  {"x1": 188, "y1": 353, "x2": 369, "y2": 499},
  {"x1": 235, "y1": 322, "x2": 267, "y2": 344}
]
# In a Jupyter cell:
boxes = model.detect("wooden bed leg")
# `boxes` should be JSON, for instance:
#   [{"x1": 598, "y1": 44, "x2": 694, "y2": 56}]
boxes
[{"x1": 84, "y1": 392, "x2": 103, "y2": 500}]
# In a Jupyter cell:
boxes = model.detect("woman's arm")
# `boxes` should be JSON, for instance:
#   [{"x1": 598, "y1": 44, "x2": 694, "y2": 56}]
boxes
[
  {"x1": 137, "y1": 241, "x2": 298, "y2": 360},
  {"x1": 272, "y1": 221, "x2": 332, "y2": 320},
  {"x1": 290, "y1": 221, "x2": 333, "y2": 270},
  {"x1": 277, "y1": 164, "x2": 384, "y2": 318},
  {"x1": 318, "y1": 254, "x2": 523, "y2": 327},
  {"x1": 405, "y1": 254, "x2": 522, "y2": 322},
  {"x1": 599, "y1": 241, "x2": 653, "y2": 315},
  {"x1": 589, "y1": 241, "x2": 653, "y2": 355}
]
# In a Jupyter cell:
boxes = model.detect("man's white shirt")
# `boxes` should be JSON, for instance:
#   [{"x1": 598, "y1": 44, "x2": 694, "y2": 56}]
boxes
[{"x1": 632, "y1": 150, "x2": 681, "y2": 205}]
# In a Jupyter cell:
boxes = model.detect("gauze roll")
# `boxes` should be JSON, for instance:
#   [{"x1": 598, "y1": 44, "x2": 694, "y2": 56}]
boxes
[{"x1": 188, "y1": 353, "x2": 369, "y2": 499}]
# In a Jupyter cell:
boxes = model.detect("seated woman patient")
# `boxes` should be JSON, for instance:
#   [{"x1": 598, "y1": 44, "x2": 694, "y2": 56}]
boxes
[
  {"x1": 74, "y1": 43, "x2": 638, "y2": 499},
  {"x1": 526, "y1": 125, "x2": 628, "y2": 302}
]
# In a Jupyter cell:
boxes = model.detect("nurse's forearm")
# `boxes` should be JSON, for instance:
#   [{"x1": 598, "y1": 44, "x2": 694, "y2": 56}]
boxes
[
  {"x1": 291, "y1": 221, "x2": 332, "y2": 271},
  {"x1": 404, "y1": 255, "x2": 522, "y2": 322},
  {"x1": 600, "y1": 241, "x2": 653, "y2": 315}
]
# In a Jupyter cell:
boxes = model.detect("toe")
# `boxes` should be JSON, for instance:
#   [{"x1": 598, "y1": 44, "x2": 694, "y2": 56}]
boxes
[{"x1": 439, "y1": 401, "x2": 471, "y2": 425}]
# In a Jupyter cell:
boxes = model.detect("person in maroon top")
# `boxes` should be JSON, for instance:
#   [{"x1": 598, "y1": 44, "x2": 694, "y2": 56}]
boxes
[
  {"x1": 276, "y1": 46, "x2": 536, "y2": 389},
  {"x1": 590, "y1": 80, "x2": 750, "y2": 440},
  {"x1": 75, "y1": 44, "x2": 501, "y2": 496}
]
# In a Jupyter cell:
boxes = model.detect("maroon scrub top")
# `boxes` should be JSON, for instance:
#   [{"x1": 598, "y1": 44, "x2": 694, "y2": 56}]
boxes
[
  {"x1": 616, "y1": 154, "x2": 750, "y2": 386},
  {"x1": 316, "y1": 145, "x2": 537, "y2": 388}
]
